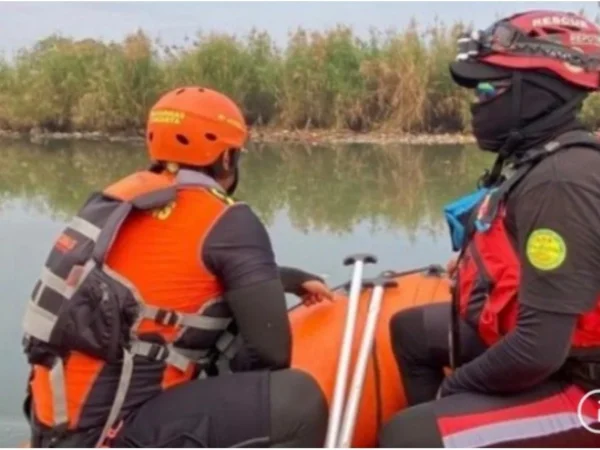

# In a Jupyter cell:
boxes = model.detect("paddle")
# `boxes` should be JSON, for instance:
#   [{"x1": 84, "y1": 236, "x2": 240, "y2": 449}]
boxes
[
  {"x1": 337, "y1": 274, "x2": 397, "y2": 448},
  {"x1": 325, "y1": 253, "x2": 377, "y2": 449}
]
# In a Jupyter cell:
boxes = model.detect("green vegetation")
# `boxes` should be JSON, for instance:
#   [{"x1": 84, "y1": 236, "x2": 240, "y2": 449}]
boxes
[{"x1": 1, "y1": 21, "x2": 599, "y2": 135}]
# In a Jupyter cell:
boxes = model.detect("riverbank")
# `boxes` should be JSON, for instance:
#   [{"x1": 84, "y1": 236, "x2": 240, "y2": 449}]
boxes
[{"x1": 0, "y1": 127, "x2": 476, "y2": 146}]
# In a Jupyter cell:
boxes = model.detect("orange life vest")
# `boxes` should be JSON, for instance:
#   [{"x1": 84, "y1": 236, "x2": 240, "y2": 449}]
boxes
[
  {"x1": 454, "y1": 131, "x2": 600, "y2": 351},
  {"x1": 22, "y1": 168, "x2": 243, "y2": 447}
]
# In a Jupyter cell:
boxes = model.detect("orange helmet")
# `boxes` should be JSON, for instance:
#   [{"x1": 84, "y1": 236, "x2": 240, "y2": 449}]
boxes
[{"x1": 146, "y1": 86, "x2": 248, "y2": 167}]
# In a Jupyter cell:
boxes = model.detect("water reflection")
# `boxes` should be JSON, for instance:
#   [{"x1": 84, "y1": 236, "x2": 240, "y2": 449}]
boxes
[{"x1": 0, "y1": 139, "x2": 492, "y2": 236}]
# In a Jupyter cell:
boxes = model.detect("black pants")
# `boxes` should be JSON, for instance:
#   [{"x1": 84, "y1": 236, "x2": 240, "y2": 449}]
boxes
[
  {"x1": 40, "y1": 368, "x2": 327, "y2": 448},
  {"x1": 113, "y1": 368, "x2": 328, "y2": 448},
  {"x1": 379, "y1": 304, "x2": 600, "y2": 447}
]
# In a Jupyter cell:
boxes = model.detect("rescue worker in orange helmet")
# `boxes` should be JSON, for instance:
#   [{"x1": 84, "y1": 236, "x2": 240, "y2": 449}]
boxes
[
  {"x1": 380, "y1": 10, "x2": 600, "y2": 447},
  {"x1": 21, "y1": 86, "x2": 331, "y2": 447}
]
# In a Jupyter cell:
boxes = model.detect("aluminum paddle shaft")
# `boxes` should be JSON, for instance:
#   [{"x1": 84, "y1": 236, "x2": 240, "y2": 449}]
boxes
[
  {"x1": 337, "y1": 276, "x2": 397, "y2": 448},
  {"x1": 324, "y1": 253, "x2": 377, "y2": 449}
]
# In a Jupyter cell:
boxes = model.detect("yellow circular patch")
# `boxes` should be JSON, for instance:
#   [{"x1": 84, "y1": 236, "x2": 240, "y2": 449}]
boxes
[{"x1": 526, "y1": 228, "x2": 567, "y2": 271}]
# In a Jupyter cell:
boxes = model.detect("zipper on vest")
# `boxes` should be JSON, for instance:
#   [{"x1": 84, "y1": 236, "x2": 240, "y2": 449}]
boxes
[
  {"x1": 468, "y1": 243, "x2": 491, "y2": 287},
  {"x1": 464, "y1": 242, "x2": 493, "y2": 327}
]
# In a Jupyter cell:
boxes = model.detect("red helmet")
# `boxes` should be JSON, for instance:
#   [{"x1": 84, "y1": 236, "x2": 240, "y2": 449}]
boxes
[{"x1": 450, "y1": 10, "x2": 600, "y2": 90}]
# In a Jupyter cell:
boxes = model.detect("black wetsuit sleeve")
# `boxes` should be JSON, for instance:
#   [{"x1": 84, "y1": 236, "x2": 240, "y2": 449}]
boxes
[
  {"x1": 278, "y1": 266, "x2": 324, "y2": 296},
  {"x1": 516, "y1": 179, "x2": 600, "y2": 314},
  {"x1": 203, "y1": 203, "x2": 281, "y2": 289},
  {"x1": 202, "y1": 203, "x2": 291, "y2": 370},
  {"x1": 440, "y1": 304, "x2": 576, "y2": 396}
]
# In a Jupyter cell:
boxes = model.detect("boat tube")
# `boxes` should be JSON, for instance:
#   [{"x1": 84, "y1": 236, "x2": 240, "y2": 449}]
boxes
[{"x1": 289, "y1": 265, "x2": 452, "y2": 448}]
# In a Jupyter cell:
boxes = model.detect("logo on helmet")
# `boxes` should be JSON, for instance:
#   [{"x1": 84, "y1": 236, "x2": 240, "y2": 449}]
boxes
[
  {"x1": 150, "y1": 110, "x2": 186, "y2": 125},
  {"x1": 217, "y1": 114, "x2": 244, "y2": 132},
  {"x1": 532, "y1": 15, "x2": 589, "y2": 29},
  {"x1": 571, "y1": 33, "x2": 600, "y2": 47}
]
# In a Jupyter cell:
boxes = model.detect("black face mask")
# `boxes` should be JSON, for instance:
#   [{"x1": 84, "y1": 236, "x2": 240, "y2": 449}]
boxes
[
  {"x1": 470, "y1": 72, "x2": 586, "y2": 154},
  {"x1": 470, "y1": 85, "x2": 515, "y2": 152}
]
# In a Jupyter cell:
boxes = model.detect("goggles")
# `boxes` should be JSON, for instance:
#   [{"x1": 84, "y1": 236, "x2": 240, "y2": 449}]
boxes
[
  {"x1": 456, "y1": 20, "x2": 600, "y2": 72},
  {"x1": 475, "y1": 80, "x2": 511, "y2": 101}
]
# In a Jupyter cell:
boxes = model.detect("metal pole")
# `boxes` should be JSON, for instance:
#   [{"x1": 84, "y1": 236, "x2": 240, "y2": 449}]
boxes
[
  {"x1": 337, "y1": 276, "x2": 397, "y2": 448},
  {"x1": 324, "y1": 253, "x2": 377, "y2": 449}
]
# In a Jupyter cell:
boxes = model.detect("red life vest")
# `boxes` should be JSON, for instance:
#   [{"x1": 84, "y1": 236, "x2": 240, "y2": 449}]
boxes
[{"x1": 455, "y1": 131, "x2": 600, "y2": 349}]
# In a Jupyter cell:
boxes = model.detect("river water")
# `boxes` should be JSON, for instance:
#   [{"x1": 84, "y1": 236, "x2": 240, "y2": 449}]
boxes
[{"x1": 0, "y1": 138, "x2": 491, "y2": 444}]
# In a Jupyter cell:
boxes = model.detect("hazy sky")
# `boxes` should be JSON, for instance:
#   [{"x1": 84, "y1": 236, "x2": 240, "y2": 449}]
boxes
[{"x1": 0, "y1": 1, "x2": 598, "y2": 55}]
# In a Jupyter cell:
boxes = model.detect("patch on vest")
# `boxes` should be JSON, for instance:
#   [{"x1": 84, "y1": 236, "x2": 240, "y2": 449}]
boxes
[
  {"x1": 152, "y1": 201, "x2": 176, "y2": 220},
  {"x1": 526, "y1": 228, "x2": 567, "y2": 270}
]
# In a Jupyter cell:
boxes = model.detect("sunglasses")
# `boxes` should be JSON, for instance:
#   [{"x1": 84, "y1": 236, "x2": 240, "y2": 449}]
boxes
[{"x1": 474, "y1": 80, "x2": 511, "y2": 102}]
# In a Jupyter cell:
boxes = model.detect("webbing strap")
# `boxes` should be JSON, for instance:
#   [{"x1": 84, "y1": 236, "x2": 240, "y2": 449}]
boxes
[
  {"x1": 473, "y1": 130, "x2": 600, "y2": 233},
  {"x1": 22, "y1": 302, "x2": 57, "y2": 343},
  {"x1": 177, "y1": 311, "x2": 231, "y2": 330},
  {"x1": 69, "y1": 216, "x2": 101, "y2": 242},
  {"x1": 93, "y1": 202, "x2": 132, "y2": 265},
  {"x1": 49, "y1": 361, "x2": 68, "y2": 428},
  {"x1": 215, "y1": 331, "x2": 244, "y2": 360},
  {"x1": 129, "y1": 341, "x2": 211, "y2": 372},
  {"x1": 175, "y1": 346, "x2": 212, "y2": 363},
  {"x1": 516, "y1": 130, "x2": 600, "y2": 166},
  {"x1": 24, "y1": 260, "x2": 97, "y2": 342},
  {"x1": 39, "y1": 267, "x2": 75, "y2": 299},
  {"x1": 94, "y1": 349, "x2": 134, "y2": 448},
  {"x1": 140, "y1": 305, "x2": 231, "y2": 330},
  {"x1": 37, "y1": 259, "x2": 96, "y2": 303},
  {"x1": 175, "y1": 170, "x2": 222, "y2": 191},
  {"x1": 213, "y1": 331, "x2": 244, "y2": 375}
]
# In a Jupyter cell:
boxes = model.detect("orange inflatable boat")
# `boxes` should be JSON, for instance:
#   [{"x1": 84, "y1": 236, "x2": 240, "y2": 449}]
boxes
[{"x1": 289, "y1": 265, "x2": 452, "y2": 448}]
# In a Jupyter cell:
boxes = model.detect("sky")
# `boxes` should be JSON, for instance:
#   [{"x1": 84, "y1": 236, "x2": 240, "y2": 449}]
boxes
[{"x1": 0, "y1": 1, "x2": 598, "y2": 56}]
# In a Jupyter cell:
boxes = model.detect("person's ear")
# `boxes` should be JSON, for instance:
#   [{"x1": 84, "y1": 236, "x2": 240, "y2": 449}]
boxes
[{"x1": 221, "y1": 150, "x2": 231, "y2": 171}]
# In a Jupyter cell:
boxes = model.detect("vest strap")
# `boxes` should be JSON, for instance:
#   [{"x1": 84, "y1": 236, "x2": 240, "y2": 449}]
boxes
[
  {"x1": 472, "y1": 130, "x2": 600, "y2": 233},
  {"x1": 49, "y1": 360, "x2": 68, "y2": 428},
  {"x1": 140, "y1": 304, "x2": 231, "y2": 330},
  {"x1": 95, "y1": 349, "x2": 134, "y2": 448},
  {"x1": 129, "y1": 341, "x2": 212, "y2": 372},
  {"x1": 69, "y1": 216, "x2": 101, "y2": 242},
  {"x1": 23, "y1": 301, "x2": 58, "y2": 343},
  {"x1": 214, "y1": 330, "x2": 245, "y2": 367}
]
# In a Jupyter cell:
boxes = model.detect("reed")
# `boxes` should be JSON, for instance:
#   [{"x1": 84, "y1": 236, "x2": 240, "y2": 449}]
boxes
[{"x1": 1, "y1": 20, "x2": 599, "y2": 134}]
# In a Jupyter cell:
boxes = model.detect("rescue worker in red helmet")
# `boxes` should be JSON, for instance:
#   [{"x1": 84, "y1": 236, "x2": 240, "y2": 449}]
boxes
[
  {"x1": 380, "y1": 10, "x2": 600, "y2": 447},
  {"x1": 21, "y1": 86, "x2": 331, "y2": 447}
]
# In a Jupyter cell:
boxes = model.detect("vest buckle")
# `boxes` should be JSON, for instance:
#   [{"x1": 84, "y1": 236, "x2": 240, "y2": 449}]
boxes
[
  {"x1": 146, "y1": 342, "x2": 169, "y2": 362},
  {"x1": 154, "y1": 308, "x2": 181, "y2": 327}
]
